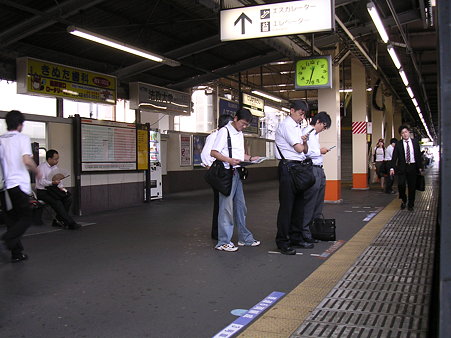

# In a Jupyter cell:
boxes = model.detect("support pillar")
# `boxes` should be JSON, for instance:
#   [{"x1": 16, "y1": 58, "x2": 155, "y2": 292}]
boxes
[
  {"x1": 351, "y1": 58, "x2": 369, "y2": 190},
  {"x1": 371, "y1": 78, "x2": 385, "y2": 149},
  {"x1": 393, "y1": 101, "x2": 402, "y2": 137},
  {"x1": 385, "y1": 96, "x2": 394, "y2": 142},
  {"x1": 318, "y1": 59, "x2": 341, "y2": 202}
]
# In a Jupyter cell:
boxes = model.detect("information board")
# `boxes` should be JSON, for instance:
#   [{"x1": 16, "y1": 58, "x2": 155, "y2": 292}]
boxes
[{"x1": 81, "y1": 119, "x2": 137, "y2": 171}]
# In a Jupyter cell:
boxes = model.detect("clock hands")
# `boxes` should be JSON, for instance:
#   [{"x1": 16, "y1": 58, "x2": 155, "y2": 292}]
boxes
[{"x1": 309, "y1": 66, "x2": 315, "y2": 83}]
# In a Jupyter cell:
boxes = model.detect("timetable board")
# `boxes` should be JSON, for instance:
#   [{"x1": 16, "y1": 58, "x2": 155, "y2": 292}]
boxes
[{"x1": 81, "y1": 118, "x2": 137, "y2": 172}]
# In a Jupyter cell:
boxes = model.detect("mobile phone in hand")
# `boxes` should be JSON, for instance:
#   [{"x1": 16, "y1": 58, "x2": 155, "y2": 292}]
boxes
[{"x1": 329, "y1": 145, "x2": 336, "y2": 151}]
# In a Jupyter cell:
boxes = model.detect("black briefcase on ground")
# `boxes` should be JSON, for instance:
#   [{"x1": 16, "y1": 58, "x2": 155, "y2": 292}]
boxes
[
  {"x1": 310, "y1": 216, "x2": 336, "y2": 241},
  {"x1": 416, "y1": 174, "x2": 425, "y2": 191}
]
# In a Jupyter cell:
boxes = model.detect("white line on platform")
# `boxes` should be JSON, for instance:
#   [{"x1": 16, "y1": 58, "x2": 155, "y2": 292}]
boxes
[{"x1": 268, "y1": 251, "x2": 303, "y2": 255}]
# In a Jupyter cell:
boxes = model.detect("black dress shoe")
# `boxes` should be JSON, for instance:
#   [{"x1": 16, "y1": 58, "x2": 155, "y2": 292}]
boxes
[
  {"x1": 11, "y1": 253, "x2": 28, "y2": 263},
  {"x1": 408, "y1": 206, "x2": 414, "y2": 211},
  {"x1": 67, "y1": 223, "x2": 81, "y2": 230},
  {"x1": 52, "y1": 219, "x2": 63, "y2": 227},
  {"x1": 291, "y1": 241, "x2": 314, "y2": 249},
  {"x1": 401, "y1": 202, "x2": 406, "y2": 210},
  {"x1": 305, "y1": 238, "x2": 319, "y2": 243},
  {"x1": 279, "y1": 247, "x2": 296, "y2": 255}
]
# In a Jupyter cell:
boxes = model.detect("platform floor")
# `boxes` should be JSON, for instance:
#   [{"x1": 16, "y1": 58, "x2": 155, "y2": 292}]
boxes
[{"x1": 0, "y1": 169, "x2": 436, "y2": 338}]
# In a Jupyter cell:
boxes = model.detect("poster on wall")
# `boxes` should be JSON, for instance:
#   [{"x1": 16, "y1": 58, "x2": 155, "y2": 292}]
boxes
[
  {"x1": 193, "y1": 135, "x2": 207, "y2": 167},
  {"x1": 180, "y1": 134, "x2": 192, "y2": 166},
  {"x1": 80, "y1": 118, "x2": 137, "y2": 172},
  {"x1": 137, "y1": 124, "x2": 149, "y2": 170}
]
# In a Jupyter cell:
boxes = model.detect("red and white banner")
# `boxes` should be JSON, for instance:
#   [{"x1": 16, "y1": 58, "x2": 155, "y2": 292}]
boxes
[{"x1": 352, "y1": 121, "x2": 367, "y2": 134}]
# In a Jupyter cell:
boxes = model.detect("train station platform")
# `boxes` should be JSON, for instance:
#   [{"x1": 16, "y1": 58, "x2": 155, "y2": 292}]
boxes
[{"x1": 0, "y1": 167, "x2": 437, "y2": 337}]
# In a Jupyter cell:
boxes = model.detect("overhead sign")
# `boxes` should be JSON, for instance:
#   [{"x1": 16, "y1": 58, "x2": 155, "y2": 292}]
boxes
[
  {"x1": 129, "y1": 82, "x2": 192, "y2": 116},
  {"x1": 16, "y1": 57, "x2": 117, "y2": 105},
  {"x1": 242, "y1": 93, "x2": 264, "y2": 117},
  {"x1": 220, "y1": 0, "x2": 334, "y2": 41}
]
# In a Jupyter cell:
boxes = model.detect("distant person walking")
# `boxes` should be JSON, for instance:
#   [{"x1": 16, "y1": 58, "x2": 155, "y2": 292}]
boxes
[
  {"x1": 0, "y1": 110, "x2": 40, "y2": 263},
  {"x1": 373, "y1": 138, "x2": 385, "y2": 191},
  {"x1": 384, "y1": 138, "x2": 397, "y2": 194},
  {"x1": 201, "y1": 114, "x2": 233, "y2": 240}
]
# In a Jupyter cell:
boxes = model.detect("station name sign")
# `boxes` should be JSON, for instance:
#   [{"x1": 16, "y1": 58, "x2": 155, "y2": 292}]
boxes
[
  {"x1": 16, "y1": 57, "x2": 117, "y2": 105},
  {"x1": 129, "y1": 82, "x2": 192, "y2": 116},
  {"x1": 220, "y1": 0, "x2": 334, "y2": 41}
]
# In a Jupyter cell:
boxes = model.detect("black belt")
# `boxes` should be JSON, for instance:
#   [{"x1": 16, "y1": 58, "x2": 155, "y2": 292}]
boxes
[
  {"x1": 312, "y1": 164, "x2": 323, "y2": 168},
  {"x1": 282, "y1": 159, "x2": 312, "y2": 166},
  {"x1": 406, "y1": 163, "x2": 416, "y2": 165}
]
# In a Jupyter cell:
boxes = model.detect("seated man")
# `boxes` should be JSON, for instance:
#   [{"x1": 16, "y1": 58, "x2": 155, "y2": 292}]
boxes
[{"x1": 36, "y1": 149, "x2": 80, "y2": 230}]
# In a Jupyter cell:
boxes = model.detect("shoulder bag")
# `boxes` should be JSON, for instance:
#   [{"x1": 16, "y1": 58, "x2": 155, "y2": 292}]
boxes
[
  {"x1": 310, "y1": 215, "x2": 336, "y2": 241},
  {"x1": 204, "y1": 129, "x2": 233, "y2": 196},
  {"x1": 276, "y1": 145, "x2": 315, "y2": 193}
]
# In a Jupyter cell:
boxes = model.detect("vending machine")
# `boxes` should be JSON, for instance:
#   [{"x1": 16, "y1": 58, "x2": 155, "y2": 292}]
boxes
[{"x1": 149, "y1": 130, "x2": 163, "y2": 200}]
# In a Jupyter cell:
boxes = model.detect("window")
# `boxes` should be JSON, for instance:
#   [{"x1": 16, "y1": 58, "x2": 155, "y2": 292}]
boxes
[{"x1": 0, "y1": 80, "x2": 56, "y2": 116}]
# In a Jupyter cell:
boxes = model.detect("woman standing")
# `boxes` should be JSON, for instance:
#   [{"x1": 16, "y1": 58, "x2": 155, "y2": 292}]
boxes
[{"x1": 373, "y1": 138, "x2": 386, "y2": 191}]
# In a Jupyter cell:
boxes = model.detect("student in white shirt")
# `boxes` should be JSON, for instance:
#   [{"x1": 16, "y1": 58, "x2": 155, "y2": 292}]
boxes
[
  {"x1": 210, "y1": 108, "x2": 261, "y2": 252},
  {"x1": 274, "y1": 100, "x2": 312, "y2": 255},
  {"x1": 302, "y1": 111, "x2": 332, "y2": 242},
  {"x1": 201, "y1": 114, "x2": 233, "y2": 240},
  {"x1": 0, "y1": 110, "x2": 40, "y2": 263},
  {"x1": 384, "y1": 138, "x2": 397, "y2": 194},
  {"x1": 36, "y1": 149, "x2": 80, "y2": 229}
]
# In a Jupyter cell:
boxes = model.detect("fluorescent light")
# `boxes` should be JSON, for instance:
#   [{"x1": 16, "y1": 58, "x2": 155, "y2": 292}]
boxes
[
  {"x1": 416, "y1": 106, "x2": 421, "y2": 113},
  {"x1": 251, "y1": 90, "x2": 282, "y2": 102},
  {"x1": 399, "y1": 70, "x2": 409, "y2": 86},
  {"x1": 406, "y1": 86, "x2": 414, "y2": 98},
  {"x1": 339, "y1": 89, "x2": 353, "y2": 93},
  {"x1": 282, "y1": 107, "x2": 291, "y2": 113},
  {"x1": 412, "y1": 98, "x2": 419, "y2": 107},
  {"x1": 67, "y1": 26, "x2": 180, "y2": 66},
  {"x1": 387, "y1": 45, "x2": 402, "y2": 69},
  {"x1": 367, "y1": 2, "x2": 389, "y2": 43}
]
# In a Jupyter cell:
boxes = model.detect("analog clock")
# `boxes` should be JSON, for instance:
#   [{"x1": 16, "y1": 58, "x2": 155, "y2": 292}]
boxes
[{"x1": 295, "y1": 55, "x2": 332, "y2": 90}]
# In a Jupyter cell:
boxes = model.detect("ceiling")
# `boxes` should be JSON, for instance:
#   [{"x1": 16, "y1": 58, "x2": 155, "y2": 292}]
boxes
[{"x1": 0, "y1": 0, "x2": 438, "y2": 139}]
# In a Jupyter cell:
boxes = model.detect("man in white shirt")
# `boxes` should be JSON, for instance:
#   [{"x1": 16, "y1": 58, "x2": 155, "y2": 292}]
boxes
[
  {"x1": 0, "y1": 110, "x2": 40, "y2": 263},
  {"x1": 210, "y1": 108, "x2": 261, "y2": 252},
  {"x1": 36, "y1": 149, "x2": 80, "y2": 229},
  {"x1": 302, "y1": 111, "x2": 332, "y2": 242},
  {"x1": 274, "y1": 100, "x2": 312, "y2": 255},
  {"x1": 201, "y1": 114, "x2": 233, "y2": 240},
  {"x1": 384, "y1": 138, "x2": 397, "y2": 194}
]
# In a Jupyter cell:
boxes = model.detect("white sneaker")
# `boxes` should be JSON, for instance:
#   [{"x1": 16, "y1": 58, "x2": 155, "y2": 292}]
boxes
[
  {"x1": 215, "y1": 243, "x2": 239, "y2": 252},
  {"x1": 237, "y1": 240, "x2": 261, "y2": 247}
]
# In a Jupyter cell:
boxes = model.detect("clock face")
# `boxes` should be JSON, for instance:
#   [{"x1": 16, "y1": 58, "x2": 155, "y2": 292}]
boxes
[{"x1": 295, "y1": 56, "x2": 331, "y2": 89}]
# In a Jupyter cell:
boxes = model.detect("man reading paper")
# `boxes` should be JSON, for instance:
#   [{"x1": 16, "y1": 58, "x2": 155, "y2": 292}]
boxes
[{"x1": 36, "y1": 149, "x2": 80, "y2": 229}]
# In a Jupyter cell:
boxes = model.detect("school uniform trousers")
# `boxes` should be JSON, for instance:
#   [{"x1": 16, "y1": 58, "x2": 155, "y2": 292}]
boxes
[{"x1": 302, "y1": 165, "x2": 326, "y2": 237}]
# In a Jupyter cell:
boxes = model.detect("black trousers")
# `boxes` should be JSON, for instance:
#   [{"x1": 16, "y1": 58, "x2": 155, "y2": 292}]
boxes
[
  {"x1": 276, "y1": 162, "x2": 305, "y2": 249},
  {"x1": 385, "y1": 174, "x2": 394, "y2": 193},
  {"x1": 1, "y1": 186, "x2": 33, "y2": 256},
  {"x1": 36, "y1": 189, "x2": 74, "y2": 225},
  {"x1": 398, "y1": 164, "x2": 418, "y2": 207},
  {"x1": 211, "y1": 188, "x2": 219, "y2": 240}
]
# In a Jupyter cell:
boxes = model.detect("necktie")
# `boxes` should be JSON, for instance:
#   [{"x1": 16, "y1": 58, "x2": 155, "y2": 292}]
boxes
[{"x1": 405, "y1": 140, "x2": 411, "y2": 163}]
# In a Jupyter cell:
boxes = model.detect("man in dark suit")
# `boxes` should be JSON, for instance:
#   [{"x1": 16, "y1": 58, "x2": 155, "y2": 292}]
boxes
[{"x1": 389, "y1": 125, "x2": 424, "y2": 211}]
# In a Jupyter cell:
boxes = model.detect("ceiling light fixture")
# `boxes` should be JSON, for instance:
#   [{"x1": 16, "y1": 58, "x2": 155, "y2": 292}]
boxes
[
  {"x1": 406, "y1": 86, "x2": 414, "y2": 98},
  {"x1": 399, "y1": 70, "x2": 409, "y2": 86},
  {"x1": 251, "y1": 90, "x2": 282, "y2": 103},
  {"x1": 412, "y1": 98, "x2": 419, "y2": 107},
  {"x1": 387, "y1": 45, "x2": 402, "y2": 69},
  {"x1": 67, "y1": 26, "x2": 180, "y2": 67},
  {"x1": 367, "y1": 2, "x2": 389, "y2": 43}
]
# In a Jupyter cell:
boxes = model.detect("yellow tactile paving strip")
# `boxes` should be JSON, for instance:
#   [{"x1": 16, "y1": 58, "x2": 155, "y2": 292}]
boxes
[{"x1": 239, "y1": 198, "x2": 400, "y2": 338}]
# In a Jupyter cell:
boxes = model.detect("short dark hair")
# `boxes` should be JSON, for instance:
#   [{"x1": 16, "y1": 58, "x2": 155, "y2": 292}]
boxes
[
  {"x1": 217, "y1": 114, "x2": 233, "y2": 129},
  {"x1": 5, "y1": 110, "x2": 25, "y2": 131},
  {"x1": 398, "y1": 125, "x2": 410, "y2": 134},
  {"x1": 310, "y1": 111, "x2": 331, "y2": 128},
  {"x1": 46, "y1": 149, "x2": 59, "y2": 160},
  {"x1": 290, "y1": 100, "x2": 309, "y2": 113},
  {"x1": 390, "y1": 137, "x2": 397, "y2": 144},
  {"x1": 235, "y1": 108, "x2": 253, "y2": 123}
]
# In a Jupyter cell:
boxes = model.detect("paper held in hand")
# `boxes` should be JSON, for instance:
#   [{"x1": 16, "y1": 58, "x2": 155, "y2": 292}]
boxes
[
  {"x1": 239, "y1": 157, "x2": 269, "y2": 167},
  {"x1": 47, "y1": 167, "x2": 69, "y2": 181}
]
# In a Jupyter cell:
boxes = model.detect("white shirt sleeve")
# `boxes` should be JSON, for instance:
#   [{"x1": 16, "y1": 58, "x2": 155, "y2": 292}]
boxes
[
  {"x1": 211, "y1": 127, "x2": 228, "y2": 154},
  {"x1": 200, "y1": 132, "x2": 217, "y2": 167}
]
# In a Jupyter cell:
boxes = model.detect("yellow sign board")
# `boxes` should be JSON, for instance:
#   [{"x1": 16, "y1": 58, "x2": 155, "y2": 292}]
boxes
[
  {"x1": 16, "y1": 57, "x2": 117, "y2": 105},
  {"x1": 137, "y1": 125, "x2": 149, "y2": 170}
]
